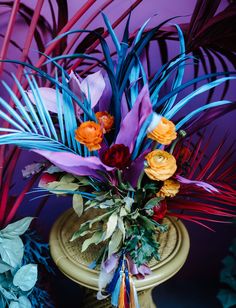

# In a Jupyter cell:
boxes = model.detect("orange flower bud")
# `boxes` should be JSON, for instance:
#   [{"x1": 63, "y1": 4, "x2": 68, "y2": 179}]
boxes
[
  {"x1": 148, "y1": 117, "x2": 177, "y2": 145},
  {"x1": 144, "y1": 150, "x2": 177, "y2": 181},
  {"x1": 156, "y1": 179, "x2": 180, "y2": 198},
  {"x1": 75, "y1": 121, "x2": 103, "y2": 151},
  {"x1": 95, "y1": 111, "x2": 114, "y2": 133}
]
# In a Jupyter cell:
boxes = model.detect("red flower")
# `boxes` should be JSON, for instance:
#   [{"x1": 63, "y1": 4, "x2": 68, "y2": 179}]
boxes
[
  {"x1": 152, "y1": 200, "x2": 167, "y2": 221},
  {"x1": 102, "y1": 144, "x2": 131, "y2": 169},
  {"x1": 38, "y1": 173, "x2": 58, "y2": 188}
]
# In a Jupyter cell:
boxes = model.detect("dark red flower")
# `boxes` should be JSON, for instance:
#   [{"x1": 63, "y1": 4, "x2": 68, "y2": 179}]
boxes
[
  {"x1": 102, "y1": 144, "x2": 131, "y2": 169},
  {"x1": 152, "y1": 200, "x2": 167, "y2": 222},
  {"x1": 38, "y1": 173, "x2": 58, "y2": 188}
]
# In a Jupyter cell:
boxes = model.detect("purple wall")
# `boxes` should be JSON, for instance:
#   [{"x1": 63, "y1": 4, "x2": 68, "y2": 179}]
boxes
[{"x1": 0, "y1": 1, "x2": 235, "y2": 306}]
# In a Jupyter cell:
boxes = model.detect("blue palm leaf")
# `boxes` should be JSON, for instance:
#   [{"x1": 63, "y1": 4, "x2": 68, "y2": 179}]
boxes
[
  {"x1": 150, "y1": 55, "x2": 191, "y2": 105},
  {"x1": 154, "y1": 71, "x2": 236, "y2": 110},
  {"x1": 129, "y1": 19, "x2": 150, "y2": 106},
  {"x1": 25, "y1": 74, "x2": 52, "y2": 138},
  {"x1": 55, "y1": 70, "x2": 65, "y2": 144},
  {"x1": 102, "y1": 12, "x2": 121, "y2": 56},
  {"x1": 0, "y1": 74, "x2": 79, "y2": 154},
  {"x1": 12, "y1": 74, "x2": 45, "y2": 135},
  {"x1": 0, "y1": 96, "x2": 31, "y2": 132},
  {"x1": 165, "y1": 76, "x2": 236, "y2": 119},
  {"x1": 31, "y1": 76, "x2": 58, "y2": 140},
  {"x1": 176, "y1": 100, "x2": 232, "y2": 130},
  {"x1": 61, "y1": 70, "x2": 81, "y2": 153},
  {"x1": 1, "y1": 59, "x2": 94, "y2": 120},
  {"x1": 0, "y1": 133, "x2": 72, "y2": 152},
  {"x1": 2, "y1": 80, "x2": 37, "y2": 133},
  {"x1": 0, "y1": 108, "x2": 25, "y2": 131},
  {"x1": 161, "y1": 24, "x2": 186, "y2": 114}
]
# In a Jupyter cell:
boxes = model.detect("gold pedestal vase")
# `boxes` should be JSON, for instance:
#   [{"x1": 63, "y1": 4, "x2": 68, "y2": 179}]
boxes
[{"x1": 49, "y1": 209, "x2": 190, "y2": 307}]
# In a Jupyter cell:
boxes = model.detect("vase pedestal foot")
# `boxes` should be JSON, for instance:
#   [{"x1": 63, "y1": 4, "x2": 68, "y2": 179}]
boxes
[
  {"x1": 80, "y1": 287, "x2": 156, "y2": 308},
  {"x1": 138, "y1": 288, "x2": 156, "y2": 308}
]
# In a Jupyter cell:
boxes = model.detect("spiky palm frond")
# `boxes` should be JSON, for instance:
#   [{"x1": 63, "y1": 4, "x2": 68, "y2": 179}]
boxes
[
  {"x1": 1, "y1": 15, "x2": 235, "y2": 160},
  {"x1": 45, "y1": 16, "x2": 236, "y2": 136},
  {"x1": 168, "y1": 132, "x2": 236, "y2": 228},
  {"x1": 145, "y1": 1, "x2": 236, "y2": 101},
  {"x1": 0, "y1": 72, "x2": 83, "y2": 154}
]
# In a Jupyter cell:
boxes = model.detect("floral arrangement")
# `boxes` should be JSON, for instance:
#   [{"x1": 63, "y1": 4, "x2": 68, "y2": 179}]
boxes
[{"x1": 0, "y1": 13, "x2": 235, "y2": 307}]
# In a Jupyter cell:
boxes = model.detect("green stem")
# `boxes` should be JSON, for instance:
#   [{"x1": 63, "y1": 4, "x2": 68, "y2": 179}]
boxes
[
  {"x1": 152, "y1": 141, "x2": 158, "y2": 151},
  {"x1": 169, "y1": 138, "x2": 179, "y2": 154},
  {"x1": 117, "y1": 170, "x2": 127, "y2": 190},
  {"x1": 137, "y1": 170, "x2": 144, "y2": 189}
]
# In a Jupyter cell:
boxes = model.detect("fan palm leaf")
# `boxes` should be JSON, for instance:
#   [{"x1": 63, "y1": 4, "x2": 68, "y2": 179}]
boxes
[
  {"x1": 0, "y1": 72, "x2": 82, "y2": 154},
  {"x1": 168, "y1": 132, "x2": 236, "y2": 227}
]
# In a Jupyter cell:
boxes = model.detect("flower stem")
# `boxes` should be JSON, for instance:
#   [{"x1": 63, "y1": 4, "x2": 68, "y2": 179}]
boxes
[
  {"x1": 169, "y1": 138, "x2": 179, "y2": 154},
  {"x1": 137, "y1": 170, "x2": 144, "y2": 189},
  {"x1": 117, "y1": 170, "x2": 127, "y2": 190},
  {"x1": 152, "y1": 141, "x2": 158, "y2": 151}
]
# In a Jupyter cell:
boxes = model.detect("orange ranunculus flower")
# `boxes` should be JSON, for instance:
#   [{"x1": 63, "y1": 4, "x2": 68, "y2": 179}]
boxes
[
  {"x1": 144, "y1": 150, "x2": 177, "y2": 181},
  {"x1": 95, "y1": 111, "x2": 114, "y2": 133},
  {"x1": 75, "y1": 121, "x2": 103, "y2": 151},
  {"x1": 156, "y1": 179, "x2": 180, "y2": 198},
  {"x1": 147, "y1": 117, "x2": 177, "y2": 145}
]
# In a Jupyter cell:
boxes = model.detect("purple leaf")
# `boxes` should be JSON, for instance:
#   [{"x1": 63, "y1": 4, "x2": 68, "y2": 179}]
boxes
[
  {"x1": 69, "y1": 71, "x2": 84, "y2": 102},
  {"x1": 127, "y1": 256, "x2": 139, "y2": 275},
  {"x1": 69, "y1": 70, "x2": 105, "y2": 114},
  {"x1": 176, "y1": 175, "x2": 219, "y2": 193},
  {"x1": 138, "y1": 264, "x2": 151, "y2": 276},
  {"x1": 33, "y1": 150, "x2": 113, "y2": 181},
  {"x1": 124, "y1": 149, "x2": 150, "y2": 188},
  {"x1": 27, "y1": 87, "x2": 63, "y2": 113},
  {"x1": 22, "y1": 163, "x2": 44, "y2": 178},
  {"x1": 102, "y1": 254, "x2": 119, "y2": 273},
  {"x1": 115, "y1": 85, "x2": 152, "y2": 152},
  {"x1": 81, "y1": 71, "x2": 105, "y2": 108},
  {"x1": 98, "y1": 73, "x2": 112, "y2": 112},
  {"x1": 120, "y1": 93, "x2": 129, "y2": 120}
]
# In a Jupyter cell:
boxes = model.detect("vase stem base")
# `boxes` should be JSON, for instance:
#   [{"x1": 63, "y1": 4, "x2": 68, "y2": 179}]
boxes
[{"x1": 80, "y1": 287, "x2": 156, "y2": 308}]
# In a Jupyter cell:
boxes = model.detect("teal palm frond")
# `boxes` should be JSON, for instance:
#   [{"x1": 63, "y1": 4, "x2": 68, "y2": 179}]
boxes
[{"x1": 0, "y1": 73, "x2": 80, "y2": 154}]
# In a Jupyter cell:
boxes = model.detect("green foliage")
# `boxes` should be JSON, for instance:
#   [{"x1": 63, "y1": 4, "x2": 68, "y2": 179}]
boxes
[
  {"x1": 70, "y1": 189, "x2": 168, "y2": 268},
  {"x1": 0, "y1": 218, "x2": 37, "y2": 308},
  {"x1": 73, "y1": 194, "x2": 83, "y2": 217}
]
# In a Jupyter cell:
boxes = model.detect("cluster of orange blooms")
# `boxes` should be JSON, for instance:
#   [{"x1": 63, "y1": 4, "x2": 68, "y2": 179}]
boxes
[
  {"x1": 75, "y1": 111, "x2": 114, "y2": 151},
  {"x1": 75, "y1": 113, "x2": 180, "y2": 198},
  {"x1": 144, "y1": 117, "x2": 180, "y2": 198}
]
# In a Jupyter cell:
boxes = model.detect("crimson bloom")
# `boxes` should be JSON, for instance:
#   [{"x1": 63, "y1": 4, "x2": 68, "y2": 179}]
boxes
[
  {"x1": 102, "y1": 144, "x2": 131, "y2": 169},
  {"x1": 152, "y1": 200, "x2": 167, "y2": 222}
]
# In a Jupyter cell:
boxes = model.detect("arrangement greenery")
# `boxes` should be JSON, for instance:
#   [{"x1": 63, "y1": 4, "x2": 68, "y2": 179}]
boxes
[{"x1": 0, "y1": 1, "x2": 236, "y2": 307}]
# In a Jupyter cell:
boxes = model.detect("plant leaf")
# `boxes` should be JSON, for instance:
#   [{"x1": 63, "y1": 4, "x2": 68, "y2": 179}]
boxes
[
  {"x1": 108, "y1": 229, "x2": 123, "y2": 258},
  {"x1": 0, "y1": 237, "x2": 24, "y2": 267},
  {"x1": 0, "y1": 259, "x2": 12, "y2": 273},
  {"x1": 13, "y1": 264, "x2": 37, "y2": 291},
  {"x1": 73, "y1": 194, "x2": 83, "y2": 217},
  {"x1": 81, "y1": 231, "x2": 103, "y2": 252},
  {"x1": 144, "y1": 197, "x2": 161, "y2": 209},
  {"x1": 46, "y1": 181, "x2": 79, "y2": 194},
  {"x1": 0, "y1": 217, "x2": 33, "y2": 237},
  {"x1": 104, "y1": 213, "x2": 118, "y2": 240}
]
